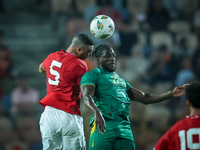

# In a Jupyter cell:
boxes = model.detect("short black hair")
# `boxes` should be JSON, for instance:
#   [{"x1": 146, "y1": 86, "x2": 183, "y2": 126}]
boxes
[
  {"x1": 185, "y1": 82, "x2": 200, "y2": 108},
  {"x1": 93, "y1": 44, "x2": 112, "y2": 58},
  {"x1": 72, "y1": 33, "x2": 94, "y2": 46}
]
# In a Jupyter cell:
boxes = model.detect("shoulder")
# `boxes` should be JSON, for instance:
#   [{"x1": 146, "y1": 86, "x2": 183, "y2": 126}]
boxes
[
  {"x1": 48, "y1": 50, "x2": 67, "y2": 57},
  {"x1": 70, "y1": 58, "x2": 88, "y2": 71},
  {"x1": 84, "y1": 68, "x2": 101, "y2": 76},
  {"x1": 45, "y1": 51, "x2": 58, "y2": 61},
  {"x1": 167, "y1": 118, "x2": 187, "y2": 134},
  {"x1": 81, "y1": 68, "x2": 100, "y2": 85},
  {"x1": 81, "y1": 68, "x2": 101, "y2": 81}
]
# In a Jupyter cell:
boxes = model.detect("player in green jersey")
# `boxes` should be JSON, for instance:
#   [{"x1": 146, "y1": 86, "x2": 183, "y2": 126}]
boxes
[{"x1": 80, "y1": 44, "x2": 188, "y2": 150}]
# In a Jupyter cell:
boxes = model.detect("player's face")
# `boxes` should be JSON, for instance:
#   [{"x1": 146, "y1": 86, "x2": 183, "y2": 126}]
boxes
[
  {"x1": 100, "y1": 48, "x2": 116, "y2": 72},
  {"x1": 79, "y1": 45, "x2": 94, "y2": 60}
]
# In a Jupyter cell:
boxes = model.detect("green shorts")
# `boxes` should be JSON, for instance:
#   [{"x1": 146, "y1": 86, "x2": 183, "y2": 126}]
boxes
[{"x1": 88, "y1": 120, "x2": 135, "y2": 150}]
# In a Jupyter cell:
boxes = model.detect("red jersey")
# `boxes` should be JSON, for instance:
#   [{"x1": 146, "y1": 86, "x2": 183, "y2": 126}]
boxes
[
  {"x1": 39, "y1": 50, "x2": 88, "y2": 115},
  {"x1": 154, "y1": 114, "x2": 200, "y2": 150}
]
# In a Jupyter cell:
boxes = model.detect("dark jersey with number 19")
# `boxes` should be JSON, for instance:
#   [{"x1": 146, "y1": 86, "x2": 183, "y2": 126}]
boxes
[{"x1": 39, "y1": 50, "x2": 88, "y2": 115}]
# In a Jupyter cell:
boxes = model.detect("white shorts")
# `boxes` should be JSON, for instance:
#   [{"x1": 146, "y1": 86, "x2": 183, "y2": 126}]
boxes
[{"x1": 39, "y1": 106, "x2": 86, "y2": 150}]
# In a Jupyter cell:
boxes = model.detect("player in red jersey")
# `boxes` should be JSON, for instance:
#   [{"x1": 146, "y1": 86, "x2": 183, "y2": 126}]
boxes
[
  {"x1": 38, "y1": 33, "x2": 94, "y2": 150},
  {"x1": 154, "y1": 82, "x2": 200, "y2": 150}
]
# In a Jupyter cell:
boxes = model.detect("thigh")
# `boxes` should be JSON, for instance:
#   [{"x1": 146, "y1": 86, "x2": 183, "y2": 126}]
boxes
[
  {"x1": 62, "y1": 115, "x2": 86, "y2": 150},
  {"x1": 39, "y1": 112, "x2": 62, "y2": 150},
  {"x1": 88, "y1": 121, "x2": 118, "y2": 150},
  {"x1": 113, "y1": 138, "x2": 135, "y2": 150},
  {"x1": 62, "y1": 135, "x2": 85, "y2": 150}
]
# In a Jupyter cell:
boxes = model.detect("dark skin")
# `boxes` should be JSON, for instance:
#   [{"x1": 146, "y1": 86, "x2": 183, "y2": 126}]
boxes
[{"x1": 81, "y1": 47, "x2": 188, "y2": 134}]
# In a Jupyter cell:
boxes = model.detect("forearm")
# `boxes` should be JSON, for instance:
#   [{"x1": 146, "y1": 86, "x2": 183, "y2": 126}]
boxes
[
  {"x1": 135, "y1": 91, "x2": 173, "y2": 104},
  {"x1": 145, "y1": 91, "x2": 173, "y2": 104},
  {"x1": 83, "y1": 95, "x2": 100, "y2": 113}
]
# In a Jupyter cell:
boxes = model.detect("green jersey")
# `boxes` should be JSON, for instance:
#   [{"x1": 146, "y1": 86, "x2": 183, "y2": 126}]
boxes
[{"x1": 80, "y1": 68, "x2": 132, "y2": 125}]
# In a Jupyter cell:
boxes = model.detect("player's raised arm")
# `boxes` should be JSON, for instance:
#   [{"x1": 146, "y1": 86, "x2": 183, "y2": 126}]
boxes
[
  {"x1": 81, "y1": 84, "x2": 106, "y2": 134},
  {"x1": 39, "y1": 63, "x2": 46, "y2": 74},
  {"x1": 127, "y1": 84, "x2": 189, "y2": 104}
]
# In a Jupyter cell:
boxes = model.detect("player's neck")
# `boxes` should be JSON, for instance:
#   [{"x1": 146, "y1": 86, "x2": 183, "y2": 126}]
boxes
[
  {"x1": 66, "y1": 47, "x2": 77, "y2": 57},
  {"x1": 66, "y1": 47, "x2": 72, "y2": 53},
  {"x1": 190, "y1": 108, "x2": 200, "y2": 116}
]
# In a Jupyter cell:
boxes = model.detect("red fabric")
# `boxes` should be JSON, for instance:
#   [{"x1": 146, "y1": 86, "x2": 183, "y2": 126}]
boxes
[
  {"x1": 39, "y1": 50, "x2": 88, "y2": 115},
  {"x1": 154, "y1": 114, "x2": 200, "y2": 150},
  {"x1": 12, "y1": 146, "x2": 22, "y2": 150}
]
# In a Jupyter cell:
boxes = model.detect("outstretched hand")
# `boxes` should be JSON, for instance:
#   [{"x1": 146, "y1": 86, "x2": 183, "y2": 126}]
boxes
[
  {"x1": 172, "y1": 84, "x2": 190, "y2": 97},
  {"x1": 94, "y1": 110, "x2": 106, "y2": 134}
]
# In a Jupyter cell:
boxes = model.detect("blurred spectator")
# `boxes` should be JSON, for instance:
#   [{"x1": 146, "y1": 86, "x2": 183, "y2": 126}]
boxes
[
  {"x1": 191, "y1": 37, "x2": 200, "y2": 81},
  {"x1": 193, "y1": 9, "x2": 200, "y2": 36},
  {"x1": 126, "y1": 47, "x2": 149, "y2": 84},
  {"x1": 66, "y1": 18, "x2": 88, "y2": 39},
  {"x1": 83, "y1": 0, "x2": 99, "y2": 23},
  {"x1": 175, "y1": 56, "x2": 194, "y2": 86},
  {"x1": 147, "y1": 0, "x2": 171, "y2": 31},
  {"x1": 116, "y1": 48, "x2": 149, "y2": 85},
  {"x1": 50, "y1": 0, "x2": 82, "y2": 32},
  {"x1": 168, "y1": 37, "x2": 191, "y2": 82},
  {"x1": 179, "y1": 0, "x2": 199, "y2": 23},
  {"x1": 112, "y1": 0, "x2": 131, "y2": 21},
  {"x1": 11, "y1": 78, "x2": 39, "y2": 118},
  {"x1": 116, "y1": 17, "x2": 138, "y2": 56},
  {"x1": 0, "y1": 30, "x2": 12, "y2": 79},
  {"x1": 142, "y1": 45, "x2": 172, "y2": 85},
  {"x1": 163, "y1": 0, "x2": 181, "y2": 19},
  {"x1": 95, "y1": 0, "x2": 122, "y2": 28},
  {"x1": 142, "y1": 44, "x2": 154, "y2": 59},
  {"x1": 0, "y1": 30, "x2": 14, "y2": 117},
  {"x1": 115, "y1": 56, "x2": 133, "y2": 83}
]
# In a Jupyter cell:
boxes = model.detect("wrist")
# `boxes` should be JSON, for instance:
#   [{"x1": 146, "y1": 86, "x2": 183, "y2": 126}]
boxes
[{"x1": 170, "y1": 91, "x2": 174, "y2": 97}]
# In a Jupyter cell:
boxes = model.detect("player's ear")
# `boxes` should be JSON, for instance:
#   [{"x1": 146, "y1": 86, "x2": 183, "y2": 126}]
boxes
[
  {"x1": 186, "y1": 100, "x2": 190, "y2": 107},
  {"x1": 77, "y1": 47, "x2": 83, "y2": 54},
  {"x1": 96, "y1": 58, "x2": 100, "y2": 63}
]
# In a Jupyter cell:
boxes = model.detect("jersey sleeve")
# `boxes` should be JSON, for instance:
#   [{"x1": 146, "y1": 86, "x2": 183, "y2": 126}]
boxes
[
  {"x1": 125, "y1": 80, "x2": 132, "y2": 91},
  {"x1": 154, "y1": 130, "x2": 171, "y2": 150},
  {"x1": 74, "y1": 62, "x2": 88, "y2": 87},
  {"x1": 42, "y1": 54, "x2": 51, "y2": 71},
  {"x1": 80, "y1": 69, "x2": 99, "y2": 87}
]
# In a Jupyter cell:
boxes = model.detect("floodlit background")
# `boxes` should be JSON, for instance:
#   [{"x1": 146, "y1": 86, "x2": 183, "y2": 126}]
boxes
[{"x1": 0, "y1": 0, "x2": 200, "y2": 149}]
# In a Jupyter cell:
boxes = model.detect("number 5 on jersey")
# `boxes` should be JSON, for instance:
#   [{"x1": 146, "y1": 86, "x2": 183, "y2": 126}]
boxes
[{"x1": 48, "y1": 60, "x2": 62, "y2": 85}]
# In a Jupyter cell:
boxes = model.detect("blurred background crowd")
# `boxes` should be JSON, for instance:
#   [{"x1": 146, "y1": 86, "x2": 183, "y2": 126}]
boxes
[{"x1": 0, "y1": 0, "x2": 200, "y2": 149}]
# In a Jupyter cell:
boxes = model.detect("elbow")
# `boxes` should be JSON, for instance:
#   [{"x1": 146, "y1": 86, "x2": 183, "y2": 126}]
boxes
[
  {"x1": 83, "y1": 98, "x2": 88, "y2": 105},
  {"x1": 142, "y1": 101, "x2": 149, "y2": 105},
  {"x1": 82, "y1": 96, "x2": 89, "y2": 106},
  {"x1": 139, "y1": 98, "x2": 150, "y2": 105}
]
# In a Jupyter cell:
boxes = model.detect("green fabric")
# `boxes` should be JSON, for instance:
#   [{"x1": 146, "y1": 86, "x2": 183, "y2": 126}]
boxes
[
  {"x1": 88, "y1": 121, "x2": 135, "y2": 150},
  {"x1": 81, "y1": 68, "x2": 132, "y2": 125}
]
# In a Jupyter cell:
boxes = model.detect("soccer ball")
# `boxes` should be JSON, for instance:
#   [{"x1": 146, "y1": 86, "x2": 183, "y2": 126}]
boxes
[{"x1": 90, "y1": 15, "x2": 115, "y2": 39}]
